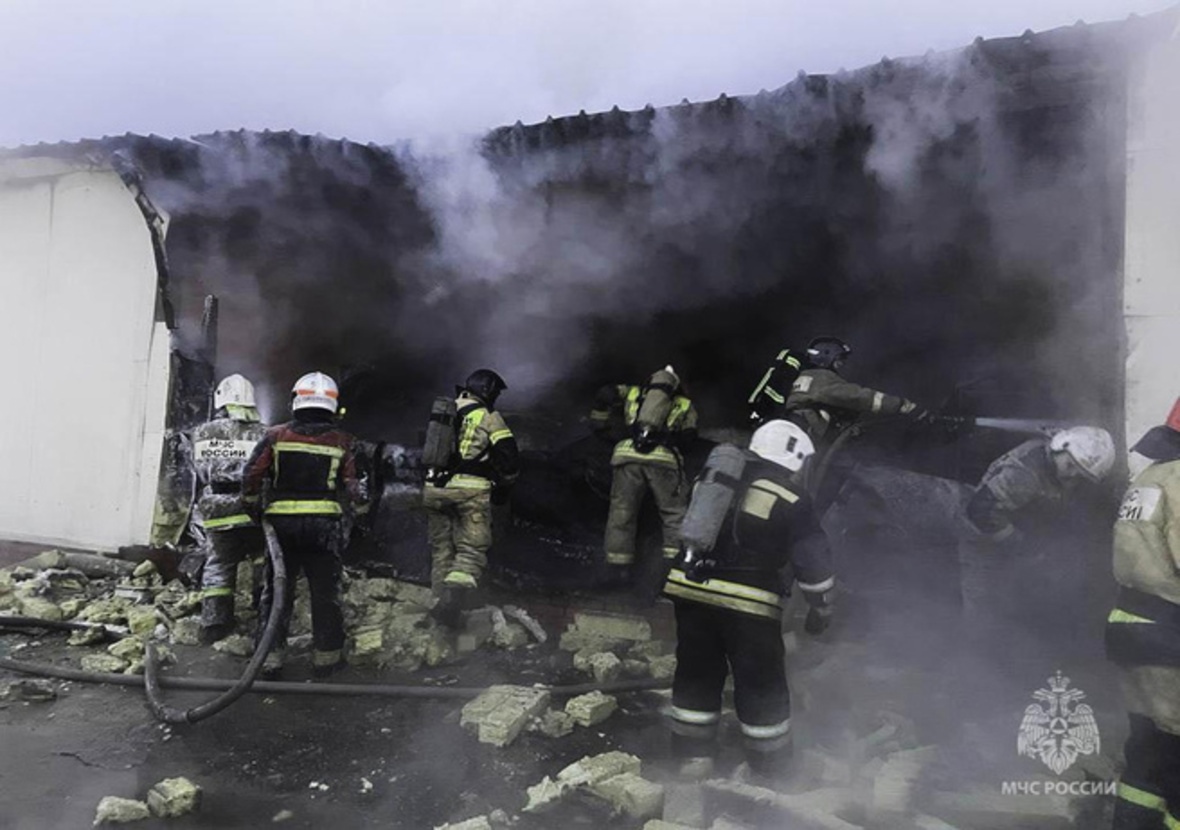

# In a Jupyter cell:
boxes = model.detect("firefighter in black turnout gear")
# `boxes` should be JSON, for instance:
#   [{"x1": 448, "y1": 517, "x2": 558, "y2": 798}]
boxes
[
  {"x1": 241, "y1": 371, "x2": 366, "y2": 678},
  {"x1": 780, "y1": 336, "x2": 933, "y2": 444},
  {"x1": 663, "y1": 419, "x2": 835, "y2": 779}
]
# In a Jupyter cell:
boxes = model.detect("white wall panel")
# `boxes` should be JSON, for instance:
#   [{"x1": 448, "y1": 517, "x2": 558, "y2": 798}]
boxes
[{"x1": 0, "y1": 163, "x2": 169, "y2": 550}]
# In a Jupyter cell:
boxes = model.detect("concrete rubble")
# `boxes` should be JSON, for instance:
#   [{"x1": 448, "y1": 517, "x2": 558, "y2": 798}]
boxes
[
  {"x1": 3, "y1": 678, "x2": 58, "y2": 702},
  {"x1": 93, "y1": 796, "x2": 151, "y2": 824},
  {"x1": 460, "y1": 685, "x2": 551, "y2": 747},
  {"x1": 146, "y1": 777, "x2": 202, "y2": 818},
  {"x1": 565, "y1": 690, "x2": 618, "y2": 726},
  {"x1": 529, "y1": 708, "x2": 575, "y2": 738},
  {"x1": 525, "y1": 751, "x2": 667, "y2": 817}
]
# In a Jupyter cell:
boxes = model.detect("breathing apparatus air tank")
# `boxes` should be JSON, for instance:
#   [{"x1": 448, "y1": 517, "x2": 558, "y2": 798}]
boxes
[
  {"x1": 679, "y1": 443, "x2": 749, "y2": 582},
  {"x1": 422, "y1": 396, "x2": 458, "y2": 484},
  {"x1": 633, "y1": 366, "x2": 679, "y2": 453}
]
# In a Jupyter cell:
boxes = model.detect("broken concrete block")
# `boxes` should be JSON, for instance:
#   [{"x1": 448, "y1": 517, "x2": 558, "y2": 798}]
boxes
[
  {"x1": 590, "y1": 772, "x2": 665, "y2": 820},
  {"x1": 93, "y1": 796, "x2": 150, "y2": 824},
  {"x1": 565, "y1": 690, "x2": 618, "y2": 727},
  {"x1": 390, "y1": 579, "x2": 434, "y2": 607},
  {"x1": 648, "y1": 655, "x2": 677, "y2": 683},
  {"x1": 590, "y1": 652, "x2": 623, "y2": 684},
  {"x1": 460, "y1": 685, "x2": 551, "y2": 747},
  {"x1": 492, "y1": 620, "x2": 529, "y2": 649},
  {"x1": 434, "y1": 817, "x2": 493, "y2": 830},
  {"x1": 17, "y1": 594, "x2": 64, "y2": 621},
  {"x1": 108, "y1": 637, "x2": 145, "y2": 660},
  {"x1": 531, "y1": 709, "x2": 575, "y2": 738},
  {"x1": 557, "y1": 751, "x2": 642, "y2": 787},
  {"x1": 644, "y1": 822, "x2": 698, "y2": 830},
  {"x1": 4, "y1": 679, "x2": 57, "y2": 702},
  {"x1": 424, "y1": 630, "x2": 456, "y2": 666},
  {"x1": 81, "y1": 654, "x2": 130, "y2": 674},
  {"x1": 456, "y1": 608, "x2": 495, "y2": 654},
  {"x1": 68, "y1": 626, "x2": 107, "y2": 646},
  {"x1": 43, "y1": 568, "x2": 89, "y2": 594},
  {"x1": 213, "y1": 634, "x2": 254, "y2": 658},
  {"x1": 59, "y1": 598, "x2": 86, "y2": 619},
  {"x1": 146, "y1": 777, "x2": 202, "y2": 818},
  {"x1": 169, "y1": 617, "x2": 202, "y2": 646},
  {"x1": 558, "y1": 628, "x2": 626, "y2": 654},
  {"x1": 132, "y1": 561, "x2": 157, "y2": 579},
  {"x1": 797, "y1": 748, "x2": 853, "y2": 788},
  {"x1": 349, "y1": 626, "x2": 386, "y2": 664},
  {"x1": 573, "y1": 610, "x2": 652, "y2": 641},
  {"x1": 18, "y1": 550, "x2": 67, "y2": 571},
  {"x1": 523, "y1": 776, "x2": 566, "y2": 813},
  {"x1": 503, "y1": 605, "x2": 546, "y2": 643},
  {"x1": 125, "y1": 607, "x2": 160, "y2": 637}
]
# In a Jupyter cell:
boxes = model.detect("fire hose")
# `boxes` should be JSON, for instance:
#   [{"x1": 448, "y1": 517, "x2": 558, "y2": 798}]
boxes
[{"x1": 140, "y1": 519, "x2": 289, "y2": 724}]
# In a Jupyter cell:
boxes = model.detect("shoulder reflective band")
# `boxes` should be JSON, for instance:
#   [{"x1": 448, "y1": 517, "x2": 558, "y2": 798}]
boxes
[
  {"x1": 1108, "y1": 609, "x2": 1155, "y2": 625},
  {"x1": 749, "y1": 479, "x2": 799, "y2": 503},
  {"x1": 265, "y1": 500, "x2": 342, "y2": 515},
  {"x1": 669, "y1": 397, "x2": 692, "y2": 427},
  {"x1": 665, "y1": 568, "x2": 783, "y2": 620},
  {"x1": 489, "y1": 428, "x2": 513, "y2": 444},
  {"x1": 225, "y1": 405, "x2": 261, "y2": 422},
  {"x1": 1117, "y1": 782, "x2": 1166, "y2": 812},
  {"x1": 200, "y1": 514, "x2": 254, "y2": 530},
  {"x1": 458, "y1": 408, "x2": 489, "y2": 458},
  {"x1": 741, "y1": 478, "x2": 800, "y2": 519},
  {"x1": 624, "y1": 386, "x2": 642, "y2": 424}
]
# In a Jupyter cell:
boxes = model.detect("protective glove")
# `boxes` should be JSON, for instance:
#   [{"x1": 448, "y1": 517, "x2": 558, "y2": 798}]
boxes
[{"x1": 804, "y1": 606, "x2": 833, "y2": 635}]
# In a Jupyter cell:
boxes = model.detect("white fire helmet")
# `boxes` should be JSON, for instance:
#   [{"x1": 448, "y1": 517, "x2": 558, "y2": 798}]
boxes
[
  {"x1": 213, "y1": 374, "x2": 256, "y2": 410},
  {"x1": 1049, "y1": 426, "x2": 1115, "y2": 482},
  {"x1": 291, "y1": 371, "x2": 339, "y2": 414},
  {"x1": 749, "y1": 419, "x2": 815, "y2": 473}
]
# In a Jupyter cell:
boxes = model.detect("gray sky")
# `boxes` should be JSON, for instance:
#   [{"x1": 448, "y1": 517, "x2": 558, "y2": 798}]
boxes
[{"x1": 0, "y1": 0, "x2": 1171, "y2": 148}]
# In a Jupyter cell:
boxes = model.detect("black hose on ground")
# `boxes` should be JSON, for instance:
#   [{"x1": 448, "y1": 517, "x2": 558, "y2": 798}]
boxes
[
  {"x1": 0, "y1": 655, "x2": 669, "y2": 700},
  {"x1": 142, "y1": 520, "x2": 289, "y2": 724}
]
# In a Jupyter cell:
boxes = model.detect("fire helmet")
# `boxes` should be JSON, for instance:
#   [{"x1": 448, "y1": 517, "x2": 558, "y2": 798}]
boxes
[
  {"x1": 291, "y1": 371, "x2": 339, "y2": 414},
  {"x1": 1168, "y1": 397, "x2": 1180, "y2": 433},
  {"x1": 1049, "y1": 426, "x2": 1115, "y2": 482},
  {"x1": 465, "y1": 369, "x2": 508, "y2": 406},
  {"x1": 214, "y1": 374, "x2": 256, "y2": 410},
  {"x1": 749, "y1": 419, "x2": 816, "y2": 473},
  {"x1": 806, "y1": 336, "x2": 852, "y2": 370}
]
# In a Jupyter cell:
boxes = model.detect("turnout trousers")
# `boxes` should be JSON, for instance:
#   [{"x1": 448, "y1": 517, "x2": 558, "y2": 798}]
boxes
[
  {"x1": 605, "y1": 462, "x2": 687, "y2": 566},
  {"x1": 422, "y1": 484, "x2": 493, "y2": 591},
  {"x1": 1112, "y1": 667, "x2": 1180, "y2": 830},
  {"x1": 200, "y1": 526, "x2": 264, "y2": 630},
  {"x1": 258, "y1": 515, "x2": 345, "y2": 669},
  {"x1": 668, "y1": 599, "x2": 792, "y2": 770}
]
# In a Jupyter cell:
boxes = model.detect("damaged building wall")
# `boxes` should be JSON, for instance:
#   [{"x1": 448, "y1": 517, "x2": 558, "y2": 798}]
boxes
[
  {"x1": 0, "y1": 159, "x2": 171, "y2": 551},
  {"x1": 1123, "y1": 22, "x2": 1180, "y2": 466}
]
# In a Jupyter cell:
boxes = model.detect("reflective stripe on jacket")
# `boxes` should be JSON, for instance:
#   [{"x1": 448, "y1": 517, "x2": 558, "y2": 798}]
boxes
[
  {"x1": 608, "y1": 385, "x2": 698, "y2": 468},
  {"x1": 434, "y1": 392, "x2": 519, "y2": 492},
  {"x1": 242, "y1": 419, "x2": 365, "y2": 517},
  {"x1": 191, "y1": 412, "x2": 268, "y2": 531}
]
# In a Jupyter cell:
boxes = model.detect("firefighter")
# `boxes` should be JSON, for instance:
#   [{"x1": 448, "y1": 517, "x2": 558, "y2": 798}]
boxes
[
  {"x1": 241, "y1": 371, "x2": 366, "y2": 678},
  {"x1": 747, "y1": 347, "x2": 806, "y2": 425},
  {"x1": 593, "y1": 366, "x2": 698, "y2": 584},
  {"x1": 782, "y1": 336, "x2": 934, "y2": 443},
  {"x1": 193, "y1": 374, "x2": 269, "y2": 644},
  {"x1": 663, "y1": 419, "x2": 834, "y2": 781},
  {"x1": 958, "y1": 425, "x2": 1116, "y2": 636},
  {"x1": 1107, "y1": 399, "x2": 1180, "y2": 830},
  {"x1": 422, "y1": 369, "x2": 519, "y2": 624}
]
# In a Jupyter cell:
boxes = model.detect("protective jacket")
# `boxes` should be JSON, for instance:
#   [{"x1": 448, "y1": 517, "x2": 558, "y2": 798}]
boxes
[
  {"x1": 431, "y1": 392, "x2": 519, "y2": 492},
  {"x1": 1106, "y1": 443, "x2": 1180, "y2": 830},
  {"x1": 1107, "y1": 458, "x2": 1180, "y2": 667},
  {"x1": 784, "y1": 368, "x2": 917, "y2": 442},
  {"x1": 964, "y1": 438, "x2": 1065, "y2": 542},
  {"x1": 241, "y1": 415, "x2": 366, "y2": 517},
  {"x1": 591, "y1": 384, "x2": 698, "y2": 468},
  {"x1": 191, "y1": 408, "x2": 268, "y2": 531},
  {"x1": 664, "y1": 455, "x2": 834, "y2": 621}
]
